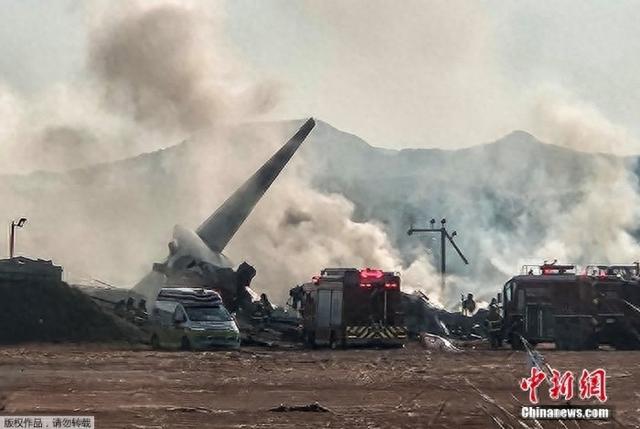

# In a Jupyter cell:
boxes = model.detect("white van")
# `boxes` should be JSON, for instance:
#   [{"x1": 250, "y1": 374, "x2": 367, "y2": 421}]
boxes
[{"x1": 149, "y1": 288, "x2": 240, "y2": 350}]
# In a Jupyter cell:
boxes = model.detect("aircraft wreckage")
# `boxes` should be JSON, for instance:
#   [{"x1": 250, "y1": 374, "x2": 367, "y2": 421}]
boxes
[
  {"x1": 89, "y1": 119, "x2": 315, "y2": 322},
  {"x1": 135, "y1": 118, "x2": 316, "y2": 309},
  {"x1": 85, "y1": 117, "x2": 488, "y2": 347}
]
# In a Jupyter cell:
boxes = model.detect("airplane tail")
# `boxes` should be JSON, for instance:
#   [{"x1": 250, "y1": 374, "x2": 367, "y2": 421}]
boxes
[{"x1": 196, "y1": 118, "x2": 316, "y2": 252}]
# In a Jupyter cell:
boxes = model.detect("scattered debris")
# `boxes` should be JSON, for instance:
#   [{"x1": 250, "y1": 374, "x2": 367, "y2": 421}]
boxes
[
  {"x1": 402, "y1": 291, "x2": 489, "y2": 341},
  {"x1": 165, "y1": 406, "x2": 212, "y2": 414},
  {"x1": 269, "y1": 402, "x2": 331, "y2": 413},
  {"x1": 418, "y1": 333, "x2": 461, "y2": 352},
  {"x1": 465, "y1": 378, "x2": 537, "y2": 429}
]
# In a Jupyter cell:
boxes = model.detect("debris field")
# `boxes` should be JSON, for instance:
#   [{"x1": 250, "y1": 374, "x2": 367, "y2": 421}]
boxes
[{"x1": 0, "y1": 343, "x2": 638, "y2": 428}]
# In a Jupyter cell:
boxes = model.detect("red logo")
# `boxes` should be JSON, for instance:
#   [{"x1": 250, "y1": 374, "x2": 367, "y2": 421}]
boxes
[
  {"x1": 520, "y1": 368, "x2": 607, "y2": 404},
  {"x1": 549, "y1": 369, "x2": 574, "y2": 401},
  {"x1": 579, "y1": 368, "x2": 607, "y2": 402},
  {"x1": 520, "y1": 367, "x2": 547, "y2": 404}
]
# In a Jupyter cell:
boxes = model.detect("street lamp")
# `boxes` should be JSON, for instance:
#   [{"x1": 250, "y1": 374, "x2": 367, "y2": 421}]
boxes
[{"x1": 9, "y1": 217, "x2": 27, "y2": 259}]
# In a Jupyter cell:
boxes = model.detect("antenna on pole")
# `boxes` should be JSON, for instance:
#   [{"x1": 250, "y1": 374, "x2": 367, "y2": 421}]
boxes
[{"x1": 407, "y1": 217, "x2": 468, "y2": 291}]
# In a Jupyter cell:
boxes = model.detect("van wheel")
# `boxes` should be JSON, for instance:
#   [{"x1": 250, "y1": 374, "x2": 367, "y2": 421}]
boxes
[
  {"x1": 150, "y1": 334, "x2": 160, "y2": 350},
  {"x1": 180, "y1": 336, "x2": 192, "y2": 351}
]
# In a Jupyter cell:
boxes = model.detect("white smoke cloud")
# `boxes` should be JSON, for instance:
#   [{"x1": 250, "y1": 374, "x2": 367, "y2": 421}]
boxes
[
  {"x1": 5, "y1": 1, "x2": 638, "y2": 313},
  {"x1": 0, "y1": 1, "x2": 443, "y2": 306},
  {"x1": 527, "y1": 87, "x2": 640, "y2": 265},
  {"x1": 88, "y1": 3, "x2": 278, "y2": 135},
  {"x1": 454, "y1": 88, "x2": 640, "y2": 303},
  {"x1": 530, "y1": 86, "x2": 639, "y2": 155},
  {"x1": 228, "y1": 177, "x2": 443, "y2": 304}
]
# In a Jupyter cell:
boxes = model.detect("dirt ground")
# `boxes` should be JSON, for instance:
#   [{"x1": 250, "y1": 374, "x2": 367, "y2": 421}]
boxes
[{"x1": 0, "y1": 343, "x2": 637, "y2": 428}]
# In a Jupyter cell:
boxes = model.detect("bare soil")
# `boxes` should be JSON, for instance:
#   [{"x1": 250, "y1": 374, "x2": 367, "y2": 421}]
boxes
[{"x1": 0, "y1": 343, "x2": 637, "y2": 428}]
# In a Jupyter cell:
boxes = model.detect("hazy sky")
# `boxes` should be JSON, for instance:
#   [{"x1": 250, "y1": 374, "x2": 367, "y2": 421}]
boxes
[{"x1": 2, "y1": 0, "x2": 640, "y2": 151}]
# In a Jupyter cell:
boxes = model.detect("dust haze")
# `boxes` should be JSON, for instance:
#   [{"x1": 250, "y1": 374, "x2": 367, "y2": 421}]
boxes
[
  {"x1": 1, "y1": 1, "x2": 639, "y2": 309},
  {"x1": 0, "y1": 2, "x2": 442, "y2": 305}
]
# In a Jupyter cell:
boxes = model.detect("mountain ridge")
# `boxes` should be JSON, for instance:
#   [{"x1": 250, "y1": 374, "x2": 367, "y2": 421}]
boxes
[
  {"x1": 1, "y1": 119, "x2": 608, "y2": 181},
  {"x1": 1, "y1": 119, "x2": 638, "y2": 303}
]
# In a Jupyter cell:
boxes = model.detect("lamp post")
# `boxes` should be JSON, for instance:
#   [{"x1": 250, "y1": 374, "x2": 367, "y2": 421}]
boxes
[{"x1": 9, "y1": 217, "x2": 27, "y2": 259}]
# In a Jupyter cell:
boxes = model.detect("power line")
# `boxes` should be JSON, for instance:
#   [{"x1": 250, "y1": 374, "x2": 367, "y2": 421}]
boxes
[{"x1": 407, "y1": 218, "x2": 469, "y2": 291}]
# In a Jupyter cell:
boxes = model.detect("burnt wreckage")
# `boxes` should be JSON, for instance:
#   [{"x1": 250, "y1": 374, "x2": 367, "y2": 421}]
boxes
[{"x1": 131, "y1": 118, "x2": 316, "y2": 315}]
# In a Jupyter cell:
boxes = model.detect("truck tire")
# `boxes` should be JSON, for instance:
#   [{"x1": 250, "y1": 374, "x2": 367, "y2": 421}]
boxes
[{"x1": 510, "y1": 333, "x2": 524, "y2": 350}]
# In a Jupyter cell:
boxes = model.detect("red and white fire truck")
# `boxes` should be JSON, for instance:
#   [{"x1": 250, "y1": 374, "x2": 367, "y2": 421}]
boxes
[{"x1": 296, "y1": 267, "x2": 407, "y2": 348}]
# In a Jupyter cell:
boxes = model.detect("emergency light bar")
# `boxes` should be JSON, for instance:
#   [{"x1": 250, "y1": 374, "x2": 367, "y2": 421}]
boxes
[
  {"x1": 521, "y1": 263, "x2": 576, "y2": 275},
  {"x1": 359, "y1": 268, "x2": 384, "y2": 280}
]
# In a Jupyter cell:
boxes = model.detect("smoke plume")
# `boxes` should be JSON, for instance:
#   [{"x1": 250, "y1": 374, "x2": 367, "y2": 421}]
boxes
[
  {"x1": 4, "y1": 2, "x2": 638, "y2": 311},
  {"x1": 0, "y1": 2, "x2": 442, "y2": 306},
  {"x1": 528, "y1": 88, "x2": 640, "y2": 264}
]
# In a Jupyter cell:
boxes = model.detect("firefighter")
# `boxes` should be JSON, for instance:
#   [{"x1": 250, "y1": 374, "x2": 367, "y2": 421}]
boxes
[
  {"x1": 259, "y1": 293, "x2": 273, "y2": 317},
  {"x1": 485, "y1": 298, "x2": 503, "y2": 349},
  {"x1": 461, "y1": 293, "x2": 477, "y2": 316},
  {"x1": 289, "y1": 285, "x2": 304, "y2": 311}
]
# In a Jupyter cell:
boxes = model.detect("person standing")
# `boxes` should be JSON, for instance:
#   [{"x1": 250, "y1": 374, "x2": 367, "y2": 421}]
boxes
[{"x1": 486, "y1": 298, "x2": 503, "y2": 349}]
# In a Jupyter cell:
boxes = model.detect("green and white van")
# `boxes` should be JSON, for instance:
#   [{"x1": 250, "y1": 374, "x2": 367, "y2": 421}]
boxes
[{"x1": 149, "y1": 288, "x2": 240, "y2": 350}]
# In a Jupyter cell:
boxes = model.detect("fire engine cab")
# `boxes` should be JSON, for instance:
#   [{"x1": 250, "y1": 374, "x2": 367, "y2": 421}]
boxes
[
  {"x1": 499, "y1": 262, "x2": 640, "y2": 350},
  {"x1": 297, "y1": 268, "x2": 407, "y2": 348}
]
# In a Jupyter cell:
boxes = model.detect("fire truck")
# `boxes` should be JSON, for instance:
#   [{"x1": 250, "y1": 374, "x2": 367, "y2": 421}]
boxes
[
  {"x1": 296, "y1": 268, "x2": 407, "y2": 348},
  {"x1": 584, "y1": 264, "x2": 640, "y2": 350},
  {"x1": 499, "y1": 262, "x2": 640, "y2": 350}
]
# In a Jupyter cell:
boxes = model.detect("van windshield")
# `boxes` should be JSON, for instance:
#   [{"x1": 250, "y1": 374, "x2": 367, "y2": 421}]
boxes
[{"x1": 185, "y1": 306, "x2": 232, "y2": 322}]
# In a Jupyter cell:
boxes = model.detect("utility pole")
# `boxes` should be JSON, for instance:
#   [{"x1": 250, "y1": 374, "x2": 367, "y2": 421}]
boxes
[
  {"x1": 407, "y1": 218, "x2": 468, "y2": 291},
  {"x1": 9, "y1": 218, "x2": 27, "y2": 259}
]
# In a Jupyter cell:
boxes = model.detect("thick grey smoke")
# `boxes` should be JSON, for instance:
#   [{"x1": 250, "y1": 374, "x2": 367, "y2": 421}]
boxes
[
  {"x1": 528, "y1": 88, "x2": 640, "y2": 263},
  {"x1": 414, "y1": 89, "x2": 640, "y2": 306},
  {"x1": 0, "y1": 2, "x2": 441, "y2": 305},
  {"x1": 89, "y1": 4, "x2": 277, "y2": 135},
  {"x1": 4, "y1": 2, "x2": 636, "y2": 311},
  {"x1": 226, "y1": 173, "x2": 442, "y2": 303}
]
